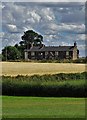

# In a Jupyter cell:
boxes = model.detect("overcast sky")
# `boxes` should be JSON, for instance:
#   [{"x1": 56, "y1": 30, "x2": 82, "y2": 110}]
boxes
[{"x1": 1, "y1": 1, "x2": 86, "y2": 57}]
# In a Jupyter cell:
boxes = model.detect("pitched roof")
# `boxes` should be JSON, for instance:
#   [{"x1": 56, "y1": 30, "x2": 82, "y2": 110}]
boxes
[{"x1": 24, "y1": 46, "x2": 75, "y2": 52}]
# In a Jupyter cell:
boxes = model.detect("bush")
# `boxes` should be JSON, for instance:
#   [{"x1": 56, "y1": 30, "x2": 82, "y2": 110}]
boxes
[{"x1": 73, "y1": 58, "x2": 87, "y2": 63}]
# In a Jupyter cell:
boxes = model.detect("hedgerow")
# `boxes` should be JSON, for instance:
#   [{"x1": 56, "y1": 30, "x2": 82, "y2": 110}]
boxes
[{"x1": 2, "y1": 72, "x2": 87, "y2": 97}]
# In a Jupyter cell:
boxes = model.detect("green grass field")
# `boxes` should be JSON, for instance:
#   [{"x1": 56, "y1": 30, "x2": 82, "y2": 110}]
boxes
[{"x1": 2, "y1": 96, "x2": 85, "y2": 118}]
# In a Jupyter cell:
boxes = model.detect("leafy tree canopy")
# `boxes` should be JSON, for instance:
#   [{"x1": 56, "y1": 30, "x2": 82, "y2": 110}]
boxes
[
  {"x1": 2, "y1": 46, "x2": 21, "y2": 61},
  {"x1": 21, "y1": 30, "x2": 43, "y2": 49}
]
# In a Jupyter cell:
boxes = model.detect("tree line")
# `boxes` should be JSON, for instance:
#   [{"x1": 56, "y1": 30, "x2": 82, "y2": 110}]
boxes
[{"x1": 2, "y1": 30, "x2": 43, "y2": 61}]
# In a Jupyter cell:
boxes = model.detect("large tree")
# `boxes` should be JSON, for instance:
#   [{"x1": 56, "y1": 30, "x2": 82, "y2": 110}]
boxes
[
  {"x1": 15, "y1": 42, "x2": 25, "y2": 59},
  {"x1": 21, "y1": 30, "x2": 43, "y2": 49},
  {"x1": 2, "y1": 46, "x2": 21, "y2": 61}
]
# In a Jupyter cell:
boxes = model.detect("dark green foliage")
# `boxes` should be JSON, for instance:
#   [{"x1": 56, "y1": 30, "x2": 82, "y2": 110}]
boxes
[
  {"x1": 0, "y1": 54, "x2": 2, "y2": 61},
  {"x1": 21, "y1": 30, "x2": 43, "y2": 49},
  {"x1": 22, "y1": 58, "x2": 87, "y2": 63},
  {"x1": 73, "y1": 58, "x2": 87, "y2": 63},
  {"x1": 15, "y1": 44, "x2": 25, "y2": 59},
  {"x1": 2, "y1": 72, "x2": 87, "y2": 97},
  {"x1": 2, "y1": 46, "x2": 21, "y2": 61}
]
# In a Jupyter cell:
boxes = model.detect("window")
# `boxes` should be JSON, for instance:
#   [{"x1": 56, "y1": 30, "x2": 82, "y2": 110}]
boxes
[
  {"x1": 45, "y1": 52, "x2": 48, "y2": 55},
  {"x1": 31, "y1": 52, "x2": 35, "y2": 56},
  {"x1": 41, "y1": 53, "x2": 43, "y2": 55},
  {"x1": 66, "y1": 51, "x2": 69, "y2": 56},
  {"x1": 55, "y1": 52, "x2": 58, "y2": 56}
]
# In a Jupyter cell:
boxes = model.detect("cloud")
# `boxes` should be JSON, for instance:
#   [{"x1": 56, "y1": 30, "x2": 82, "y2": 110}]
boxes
[
  {"x1": 6, "y1": 24, "x2": 18, "y2": 32},
  {"x1": 40, "y1": 23, "x2": 85, "y2": 36},
  {"x1": 30, "y1": 11, "x2": 41, "y2": 22},
  {"x1": 58, "y1": 23, "x2": 85, "y2": 33},
  {"x1": 2, "y1": 33, "x2": 21, "y2": 48},
  {"x1": 61, "y1": 10, "x2": 85, "y2": 23}
]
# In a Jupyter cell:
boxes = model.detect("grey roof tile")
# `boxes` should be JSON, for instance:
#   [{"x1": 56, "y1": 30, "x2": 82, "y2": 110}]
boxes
[{"x1": 24, "y1": 46, "x2": 75, "y2": 52}]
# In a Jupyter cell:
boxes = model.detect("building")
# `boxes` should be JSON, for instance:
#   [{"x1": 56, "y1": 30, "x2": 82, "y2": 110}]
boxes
[{"x1": 24, "y1": 42, "x2": 79, "y2": 60}]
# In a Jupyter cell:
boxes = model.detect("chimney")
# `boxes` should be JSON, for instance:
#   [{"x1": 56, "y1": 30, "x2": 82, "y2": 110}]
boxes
[
  {"x1": 42, "y1": 44, "x2": 45, "y2": 48},
  {"x1": 74, "y1": 41, "x2": 77, "y2": 47}
]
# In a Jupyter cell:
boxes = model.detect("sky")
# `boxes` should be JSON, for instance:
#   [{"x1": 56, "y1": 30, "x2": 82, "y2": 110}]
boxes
[{"x1": 1, "y1": 1, "x2": 87, "y2": 57}]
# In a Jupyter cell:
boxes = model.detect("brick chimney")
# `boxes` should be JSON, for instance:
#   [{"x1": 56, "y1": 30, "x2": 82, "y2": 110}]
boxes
[{"x1": 74, "y1": 41, "x2": 77, "y2": 47}]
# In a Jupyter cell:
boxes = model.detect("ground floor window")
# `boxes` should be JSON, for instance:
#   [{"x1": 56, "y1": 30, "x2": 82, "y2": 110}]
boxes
[
  {"x1": 31, "y1": 52, "x2": 35, "y2": 56},
  {"x1": 66, "y1": 51, "x2": 69, "y2": 56}
]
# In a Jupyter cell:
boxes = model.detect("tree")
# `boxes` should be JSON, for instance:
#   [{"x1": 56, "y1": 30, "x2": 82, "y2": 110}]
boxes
[
  {"x1": 2, "y1": 46, "x2": 21, "y2": 61},
  {"x1": 15, "y1": 43, "x2": 25, "y2": 59},
  {"x1": 21, "y1": 30, "x2": 43, "y2": 49}
]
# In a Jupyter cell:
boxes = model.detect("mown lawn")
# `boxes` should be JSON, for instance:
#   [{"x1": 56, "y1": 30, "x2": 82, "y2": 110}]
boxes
[{"x1": 2, "y1": 96, "x2": 85, "y2": 118}]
